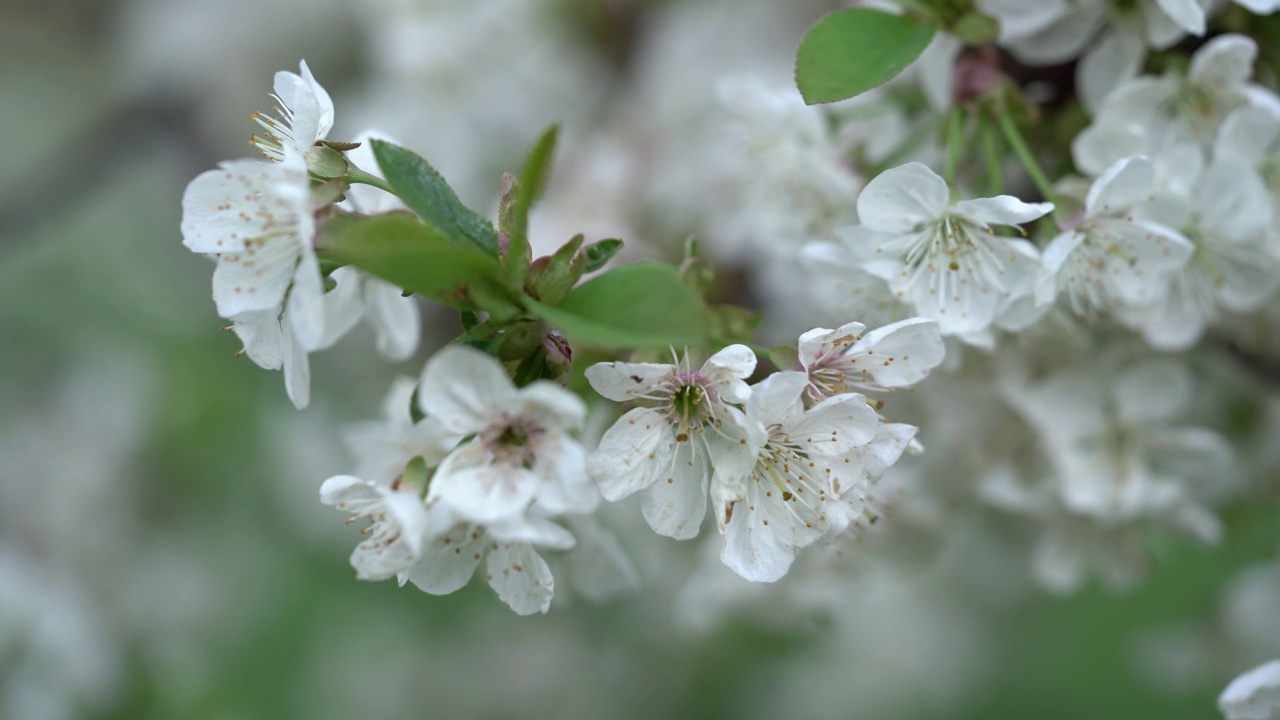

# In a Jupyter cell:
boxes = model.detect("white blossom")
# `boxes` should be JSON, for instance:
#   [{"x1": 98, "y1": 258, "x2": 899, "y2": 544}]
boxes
[
  {"x1": 1219, "y1": 659, "x2": 1280, "y2": 720},
  {"x1": 1037, "y1": 155, "x2": 1192, "y2": 317},
  {"x1": 250, "y1": 59, "x2": 334, "y2": 162},
  {"x1": 720, "y1": 372, "x2": 881, "y2": 582},
  {"x1": 420, "y1": 345, "x2": 596, "y2": 526},
  {"x1": 1074, "y1": 34, "x2": 1278, "y2": 174},
  {"x1": 586, "y1": 345, "x2": 758, "y2": 541},
  {"x1": 342, "y1": 376, "x2": 460, "y2": 485},
  {"x1": 320, "y1": 474, "x2": 433, "y2": 581},
  {"x1": 181, "y1": 150, "x2": 326, "y2": 348},
  {"x1": 855, "y1": 162, "x2": 1052, "y2": 337},
  {"x1": 797, "y1": 318, "x2": 945, "y2": 401}
]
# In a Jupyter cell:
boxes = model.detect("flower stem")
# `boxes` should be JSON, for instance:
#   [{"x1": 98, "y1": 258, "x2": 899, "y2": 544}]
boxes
[
  {"x1": 346, "y1": 166, "x2": 395, "y2": 194},
  {"x1": 996, "y1": 111, "x2": 1061, "y2": 211},
  {"x1": 981, "y1": 119, "x2": 1004, "y2": 196},
  {"x1": 944, "y1": 106, "x2": 964, "y2": 186}
]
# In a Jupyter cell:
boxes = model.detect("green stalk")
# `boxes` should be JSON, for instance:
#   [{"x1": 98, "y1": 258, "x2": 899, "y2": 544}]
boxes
[
  {"x1": 944, "y1": 106, "x2": 964, "y2": 186},
  {"x1": 981, "y1": 119, "x2": 1004, "y2": 196},
  {"x1": 346, "y1": 166, "x2": 395, "y2": 195},
  {"x1": 996, "y1": 111, "x2": 1062, "y2": 216}
]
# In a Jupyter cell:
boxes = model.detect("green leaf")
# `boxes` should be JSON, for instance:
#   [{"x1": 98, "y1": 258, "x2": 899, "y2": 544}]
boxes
[
  {"x1": 317, "y1": 212, "x2": 515, "y2": 314},
  {"x1": 795, "y1": 9, "x2": 937, "y2": 105},
  {"x1": 525, "y1": 262, "x2": 706, "y2": 349},
  {"x1": 505, "y1": 125, "x2": 560, "y2": 286},
  {"x1": 370, "y1": 139, "x2": 500, "y2": 255},
  {"x1": 582, "y1": 238, "x2": 623, "y2": 273}
]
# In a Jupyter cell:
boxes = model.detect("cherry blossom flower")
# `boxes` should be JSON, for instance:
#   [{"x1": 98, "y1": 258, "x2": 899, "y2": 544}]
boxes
[
  {"x1": 585, "y1": 345, "x2": 758, "y2": 540},
  {"x1": 320, "y1": 474, "x2": 433, "y2": 581},
  {"x1": 250, "y1": 59, "x2": 334, "y2": 162},
  {"x1": 420, "y1": 345, "x2": 596, "y2": 526},
  {"x1": 1219, "y1": 659, "x2": 1280, "y2": 720},
  {"x1": 720, "y1": 372, "x2": 880, "y2": 582},
  {"x1": 181, "y1": 149, "x2": 325, "y2": 348},
  {"x1": 855, "y1": 162, "x2": 1052, "y2": 337},
  {"x1": 797, "y1": 318, "x2": 945, "y2": 402},
  {"x1": 1037, "y1": 155, "x2": 1192, "y2": 317}
]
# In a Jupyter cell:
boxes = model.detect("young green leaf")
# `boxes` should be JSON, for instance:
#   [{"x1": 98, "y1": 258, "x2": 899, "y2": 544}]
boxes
[
  {"x1": 317, "y1": 212, "x2": 516, "y2": 314},
  {"x1": 370, "y1": 139, "x2": 501, "y2": 255},
  {"x1": 504, "y1": 125, "x2": 560, "y2": 287},
  {"x1": 525, "y1": 262, "x2": 706, "y2": 349},
  {"x1": 582, "y1": 238, "x2": 623, "y2": 273},
  {"x1": 795, "y1": 9, "x2": 937, "y2": 105}
]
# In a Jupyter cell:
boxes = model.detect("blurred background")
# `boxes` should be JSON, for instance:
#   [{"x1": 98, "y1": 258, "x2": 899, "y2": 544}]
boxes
[{"x1": 1, "y1": 0, "x2": 1278, "y2": 718}]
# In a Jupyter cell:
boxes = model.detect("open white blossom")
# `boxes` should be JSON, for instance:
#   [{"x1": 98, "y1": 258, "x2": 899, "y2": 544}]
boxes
[
  {"x1": 1037, "y1": 155, "x2": 1192, "y2": 317},
  {"x1": 180, "y1": 149, "x2": 325, "y2": 348},
  {"x1": 1126, "y1": 153, "x2": 1279, "y2": 350},
  {"x1": 856, "y1": 162, "x2": 1052, "y2": 337},
  {"x1": 797, "y1": 318, "x2": 945, "y2": 401},
  {"x1": 250, "y1": 59, "x2": 334, "y2": 162},
  {"x1": 227, "y1": 304, "x2": 312, "y2": 409},
  {"x1": 586, "y1": 345, "x2": 757, "y2": 540},
  {"x1": 320, "y1": 474, "x2": 433, "y2": 581},
  {"x1": 721, "y1": 372, "x2": 881, "y2": 582},
  {"x1": 1219, "y1": 659, "x2": 1280, "y2": 720},
  {"x1": 420, "y1": 345, "x2": 596, "y2": 526},
  {"x1": 404, "y1": 512, "x2": 575, "y2": 616},
  {"x1": 1074, "y1": 34, "x2": 1278, "y2": 174}
]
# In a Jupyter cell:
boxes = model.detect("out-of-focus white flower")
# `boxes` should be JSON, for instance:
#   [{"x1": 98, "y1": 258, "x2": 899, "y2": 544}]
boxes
[
  {"x1": 855, "y1": 162, "x2": 1052, "y2": 337},
  {"x1": 1037, "y1": 155, "x2": 1192, "y2": 317},
  {"x1": 801, "y1": 227, "x2": 916, "y2": 330},
  {"x1": 1074, "y1": 35, "x2": 1278, "y2": 173},
  {"x1": 320, "y1": 474, "x2": 433, "y2": 581},
  {"x1": 798, "y1": 318, "x2": 945, "y2": 401},
  {"x1": 711, "y1": 77, "x2": 861, "y2": 252},
  {"x1": 421, "y1": 345, "x2": 596, "y2": 526},
  {"x1": 251, "y1": 60, "x2": 334, "y2": 161},
  {"x1": 721, "y1": 372, "x2": 881, "y2": 582},
  {"x1": 586, "y1": 345, "x2": 757, "y2": 540},
  {"x1": 997, "y1": 354, "x2": 1230, "y2": 591},
  {"x1": 1126, "y1": 153, "x2": 1279, "y2": 350},
  {"x1": 404, "y1": 512, "x2": 575, "y2": 616},
  {"x1": 1219, "y1": 659, "x2": 1280, "y2": 720},
  {"x1": 1217, "y1": 107, "x2": 1280, "y2": 213},
  {"x1": 342, "y1": 376, "x2": 460, "y2": 486}
]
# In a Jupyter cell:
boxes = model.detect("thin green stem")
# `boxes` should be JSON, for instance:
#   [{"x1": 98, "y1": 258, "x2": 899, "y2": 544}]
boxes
[
  {"x1": 981, "y1": 119, "x2": 1004, "y2": 196},
  {"x1": 346, "y1": 166, "x2": 395, "y2": 194},
  {"x1": 996, "y1": 111, "x2": 1062, "y2": 216},
  {"x1": 944, "y1": 106, "x2": 964, "y2": 186}
]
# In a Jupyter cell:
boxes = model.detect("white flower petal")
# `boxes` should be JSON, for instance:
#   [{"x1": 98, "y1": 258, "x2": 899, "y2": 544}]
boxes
[
  {"x1": 1086, "y1": 156, "x2": 1154, "y2": 215},
  {"x1": 405, "y1": 522, "x2": 487, "y2": 595},
  {"x1": 702, "y1": 344, "x2": 757, "y2": 403},
  {"x1": 486, "y1": 543, "x2": 555, "y2": 615},
  {"x1": 584, "y1": 361, "x2": 674, "y2": 402},
  {"x1": 1115, "y1": 359, "x2": 1192, "y2": 424},
  {"x1": 430, "y1": 444, "x2": 538, "y2": 524},
  {"x1": 1189, "y1": 34, "x2": 1256, "y2": 88},
  {"x1": 640, "y1": 440, "x2": 709, "y2": 540},
  {"x1": 852, "y1": 317, "x2": 945, "y2": 387},
  {"x1": 789, "y1": 393, "x2": 879, "y2": 456},
  {"x1": 365, "y1": 277, "x2": 420, "y2": 361},
  {"x1": 281, "y1": 320, "x2": 311, "y2": 410},
  {"x1": 589, "y1": 408, "x2": 673, "y2": 501},
  {"x1": 487, "y1": 515, "x2": 576, "y2": 550},
  {"x1": 287, "y1": 250, "x2": 326, "y2": 351},
  {"x1": 1219, "y1": 659, "x2": 1280, "y2": 720},
  {"x1": 720, "y1": 490, "x2": 797, "y2": 583},
  {"x1": 211, "y1": 239, "x2": 298, "y2": 317},
  {"x1": 530, "y1": 431, "x2": 597, "y2": 515},
  {"x1": 953, "y1": 196, "x2": 1054, "y2": 227},
  {"x1": 1077, "y1": 30, "x2": 1146, "y2": 113},
  {"x1": 1155, "y1": 0, "x2": 1206, "y2": 36},
  {"x1": 419, "y1": 345, "x2": 515, "y2": 433},
  {"x1": 857, "y1": 162, "x2": 950, "y2": 234}
]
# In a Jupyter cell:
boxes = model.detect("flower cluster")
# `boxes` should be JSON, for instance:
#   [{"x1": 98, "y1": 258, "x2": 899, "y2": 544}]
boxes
[{"x1": 180, "y1": 62, "x2": 419, "y2": 408}]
